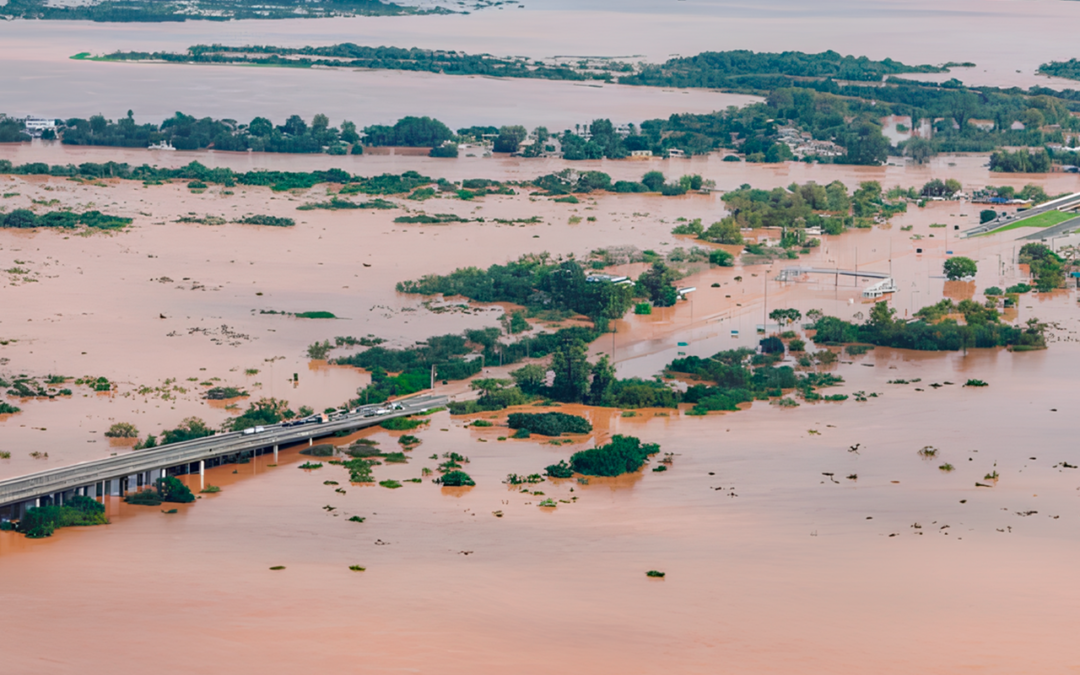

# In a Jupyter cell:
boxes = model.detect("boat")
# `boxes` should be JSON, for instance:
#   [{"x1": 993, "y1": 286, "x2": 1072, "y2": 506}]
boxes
[{"x1": 147, "y1": 141, "x2": 175, "y2": 151}]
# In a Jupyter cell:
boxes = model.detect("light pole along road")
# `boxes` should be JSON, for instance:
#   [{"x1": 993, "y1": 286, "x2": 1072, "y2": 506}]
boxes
[{"x1": 0, "y1": 393, "x2": 447, "y2": 518}]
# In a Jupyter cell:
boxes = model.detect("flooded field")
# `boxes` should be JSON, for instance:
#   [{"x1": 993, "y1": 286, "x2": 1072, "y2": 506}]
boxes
[
  {"x1": 2, "y1": 337, "x2": 1079, "y2": 673},
  {"x1": 5, "y1": 0, "x2": 1080, "y2": 123},
  {"x1": 4, "y1": 1, "x2": 1080, "y2": 669}
]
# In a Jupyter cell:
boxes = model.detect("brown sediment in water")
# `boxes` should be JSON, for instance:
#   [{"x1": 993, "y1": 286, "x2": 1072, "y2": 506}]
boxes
[{"x1": 1, "y1": 155, "x2": 1079, "y2": 673}]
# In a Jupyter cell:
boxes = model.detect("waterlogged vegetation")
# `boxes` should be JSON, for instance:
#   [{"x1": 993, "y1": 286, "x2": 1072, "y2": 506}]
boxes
[
  {"x1": 0, "y1": 208, "x2": 132, "y2": 230},
  {"x1": 506, "y1": 412, "x2": 592, "y2": 437},
  {"x1": 438, "y1": 470, "x2": 476, "y2": 487},
  {"x1": 566, "y1": 435, "x2": 660, "y2": 477},
  {"x1": 8, "y1": 0, "x2": 414, "y2": 21},
  {"x1": 812, "y1": 301, "x2": 1047, "y2": 351},
  {"x1": 12, "y1": 495, "x2": 108, "y2": 538},
  {"x1": 124, "y1": 477, "x2": 196, "y2": 506},
  {"x1": 74, "y1": 48, "x2": 1078, "y2": 163}
]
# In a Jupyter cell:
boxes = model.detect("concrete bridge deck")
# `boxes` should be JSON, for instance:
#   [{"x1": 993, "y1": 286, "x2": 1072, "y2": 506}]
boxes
[
  {"x1": 0, "y1": 393, "x2": 446, "y2": 515},
  {"x1": 777, "y1": 266, "x2": 891, "y2": 281}
]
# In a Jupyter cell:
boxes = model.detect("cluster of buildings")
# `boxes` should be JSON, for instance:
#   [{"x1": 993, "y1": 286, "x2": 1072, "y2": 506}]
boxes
[{"x1": 775, "y1": 125, "x2": 845, "y2": 158}]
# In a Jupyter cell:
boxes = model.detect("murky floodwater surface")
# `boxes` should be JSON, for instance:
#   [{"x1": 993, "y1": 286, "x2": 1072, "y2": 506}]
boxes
[{"x1": 2, "y1": 4, "x2": 1080, "y2": 673}]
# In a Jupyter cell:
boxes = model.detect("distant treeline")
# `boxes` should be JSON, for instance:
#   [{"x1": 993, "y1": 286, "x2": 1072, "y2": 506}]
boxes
[
  {"x1": 2, "y1": 0, "x2": 417, "y2": 21},
  {"x1": 65, "y1": 48, "x2": 1080, "y2": 164},
  {"x1": 100, "y1": 43, "x2": 607, "y2": 82},
  {"x1": 0, "y1": 160, "x2": 702, "y2": 203}
]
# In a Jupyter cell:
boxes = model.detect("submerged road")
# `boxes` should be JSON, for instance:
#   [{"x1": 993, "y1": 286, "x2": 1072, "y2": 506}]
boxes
[{"x1": 0, "y1": 393, "x2": 447, "y2": 515}]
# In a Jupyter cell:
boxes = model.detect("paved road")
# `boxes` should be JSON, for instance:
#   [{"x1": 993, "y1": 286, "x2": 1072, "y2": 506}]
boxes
[
  {"x1": 0, "y1": 393, "x2": 447, "y2": 509},
  {"x1": 1019, "y1": 215, "x2": 1080, "y2": 241},
  {"x1": 961, "y1": 192, "x2": 1080, "y2": 238}
]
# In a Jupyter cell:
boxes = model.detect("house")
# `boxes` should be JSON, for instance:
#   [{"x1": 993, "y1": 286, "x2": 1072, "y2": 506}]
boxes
[
  {"x1": 666, "y1": 148, "x2": 686, "y2": 159},
  {"x1": 968, "y1": 119, "x2": 995, "y2": 132},
  {"x1": 23, "y1": 117, "x2": 55, "y2": 137},
  {"x1": 630, "y1": 150, "x2": 653, "y2": 159},
  {"x1": 1010, "y1": 121, "x2": 1026, "y2": 131}
]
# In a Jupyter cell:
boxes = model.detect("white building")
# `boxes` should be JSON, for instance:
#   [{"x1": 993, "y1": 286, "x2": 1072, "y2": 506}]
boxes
[{"x1": 23, "y1": 117, "x2": 56, "y2": 136}]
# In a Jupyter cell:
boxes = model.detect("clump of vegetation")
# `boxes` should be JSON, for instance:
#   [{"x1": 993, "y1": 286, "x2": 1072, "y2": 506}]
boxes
[
  {"x1": 200, "y1": 485, "x2": 221, "y2": 494},
  {"x1": 15, "y1": 495, "x2": 108, "y2": 538},
  {"x1": 0, "y1": 402, "x2": 21, "y2": 414},
  {"x1": 381, "y1": 452, "x2": 408, "y2": 464},
  {"x1": 964, "y1": 379, "x2": 988, "y2": 387},
  {"x1": 379, "y1": 479, "x2": 402, "y2": 489},
  {"x1": 568, "y1": 435, "x2": 660, "y2": 476},
  {"x1": 104, "y1": 422, "x2": 138, "y2": 438},
  {"x1": 470, "y1": 419, "x2": 494, "y2": 428},
  {"x1": 301, "y1": 444, "x2": 336, "y2": 457},
  {"x1": 439, "y1": 470, "x2": 475, "y2": 487},
  {"x1": 204, "y1": 386, "x2": 248, "y2": 400},
  {"x1": 349, "y1": 565, "x2": 366, "y2": 572},
  {"x1": 939, "y1": 463, "x2": 955, "y2": 472},
  {"x1": 505, "y1": 473, "x2": 544, "y2": 485},
  {"x1": 348, "y1": 516, "x2": 365, "y2": 523},
  {"x1": 398, "y1": 434, "x2": 421, "y2": 447},
  {"x1": 269, "y1": 566, "x2": 286, "y2": 571},
  {"x1": 812, "y1": 300, "x2": 1046, "y2": 351},
  {"x1": 234, "y1": 214, "x2": 295, "y2": 227},
  {"x1": 124, "y1": 476, "x2": 195, "y2": 506},
  {"x1": 298, "y1": 462, "x2": 323, "y2": 470},
  {"x1": 295, "y1": 311, "x2": 337, "y2": 319},
  {"x1": 918, "y1": 445, "x2": 938, "y2": 459},
  {"x1": 337, "y1": 457, "x2": 376, "y2": 482},
  {"x1": 646, "y1": 570, "x2": 666, "y2": 578},
  {"x1": 506, "y1": 412, "x2": 592, "y2": 437},
  {"x1": 381, "y1": 417, "x2": 426, "y2": 431}
]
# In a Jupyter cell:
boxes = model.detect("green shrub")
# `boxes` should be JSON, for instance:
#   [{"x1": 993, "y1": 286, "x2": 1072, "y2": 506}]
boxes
[
  {"x1": 439, "y1": 470, "x2": 475, "y2": 487},
  {"x1": 298, "y1": 462, "x2": 323, "y2": 470},
  {"x1": 569, "y1": 435, "x2": 660, "y2": 476},
  {"x1": 104, "y1": 422, "x2": 138, "y2": 438},
  {"x1": 379, "y1": 480, "x2": 403, "y2": 489},
  {"x1": 381, "y1": 417, "x2": 426, "y2": 431},
  {"x1": 204, "y1": 386, "x2": 248, "y2": 400},
  {"x1": 470, "y1": 420, "x2": 493, "y2": 427},
  {"x1": 646, "y1": 570, "x2": 666, "y2": 578},
  {"x1": 507, "y1": 412, "x2": 592, "y2": 437},
  {"x1": 964, "y1": 379, "x2": 988, "y2": 387},
  {"x1": 512, "y1": 428, "x2": 531, "y2": 439},
  {"x1": 235, "y1": 214, "x2": 294, "y2": 227},
  {"x1": 17, "y1": 496, "x2": 108, "y2": 538},
  {"x1": 545, "y1": 460, "x2": 574, "y2": 478},
  {"x1": 200, "y1": 485, "x2": 221, "y2": 494},
  {"x1": 301, "y1": 444, "x2": 336, "y2": 457},
  {"x1": 295, "y1": 311, "x2": 337, "y2": 319},
  {"x1": 398, "y1": 434, "x2": 421, "y2": 446},
  {"x1": 634, "y1": 302, "x2": 653, "y2": 315},
  {"x1": 124, "y1": 489, "x2": 162, "y2": 506}
]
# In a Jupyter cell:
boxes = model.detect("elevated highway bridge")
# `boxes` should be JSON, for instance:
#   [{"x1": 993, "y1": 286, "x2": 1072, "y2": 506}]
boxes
[{"x1": 0, "y1": 394, "x2": 446, "y2": 519}]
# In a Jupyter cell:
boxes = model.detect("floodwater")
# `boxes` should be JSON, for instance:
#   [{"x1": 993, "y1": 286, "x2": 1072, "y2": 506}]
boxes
[
  {"x1": 1, "y1": 148, "x2": 1079, "y2": 674},
  {"x1": 4, "y1": 2, "x2": 1080, "y2": 669},
  {"x1": 5, "y1": 0, "x2": 1080, "y2": 124},
  {"x1": 0, "y1": 157, "x2": 1075, "y2": 472}
]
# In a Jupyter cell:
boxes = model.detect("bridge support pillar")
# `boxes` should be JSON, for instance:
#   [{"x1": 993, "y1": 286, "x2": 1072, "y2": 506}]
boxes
[
  {"x1": 273, "y1": 444, "x2": 278, "y2": 463},
  {"x1": 199, "y1": 460, "x2": 205, "y2": 491},
  {"x1": 308, "y1": 438, "x2": 313, "y2": 447}
]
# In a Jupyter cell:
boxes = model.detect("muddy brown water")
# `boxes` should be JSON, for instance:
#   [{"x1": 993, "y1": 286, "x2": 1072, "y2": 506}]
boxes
[
  {"x1": 6, "y1": 0, "x2": 1080, "y2": 126},
  {"x1": 1, "y1": 153, "x2": 1079, "y2": 672}
]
